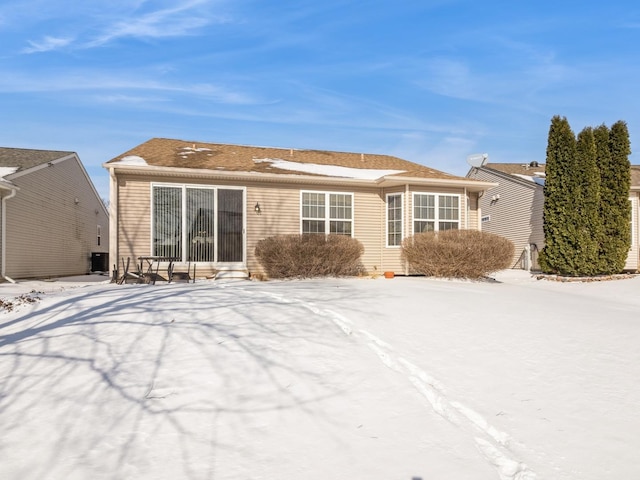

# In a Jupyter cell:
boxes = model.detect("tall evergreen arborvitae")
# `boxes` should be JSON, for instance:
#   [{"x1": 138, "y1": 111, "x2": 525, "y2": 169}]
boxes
[
  {"x1": 574, "y1": 127, "x2": 602, "y2": 275},
  {"x1": 541, "y1": 117, "x2": 632, "y2": 276},
  {"x1": 593, "y1": 124, "x2": 613, "y2": 273},
  {"x1": 603, "y1": 121, "x2": 632, "y2": 273},
  {"x1": 540, "y1": 116, "x2": 579, "y2": 274}
]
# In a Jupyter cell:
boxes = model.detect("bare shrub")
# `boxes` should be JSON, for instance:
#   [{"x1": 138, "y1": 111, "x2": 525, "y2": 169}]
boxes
[
  {"x1": 255, "y1": 234, "x2": 365, "y2": 279},
  {"x1": 401, "y1": 230, "x2": 514, "y2": 279}
]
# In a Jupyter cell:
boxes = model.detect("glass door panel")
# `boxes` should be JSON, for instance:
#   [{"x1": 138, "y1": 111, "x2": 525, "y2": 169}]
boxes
[{"x1": 217, "y1": 189, "x2": 243, "y2": 262}]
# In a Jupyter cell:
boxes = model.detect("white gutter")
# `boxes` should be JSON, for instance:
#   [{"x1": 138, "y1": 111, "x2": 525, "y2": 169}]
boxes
[
  {"x1": 1, "y1": 184, "x2": 19, "y2": 283},
  {"x1": 103, "y1": 163, "x2": 497, "y2": 192}
]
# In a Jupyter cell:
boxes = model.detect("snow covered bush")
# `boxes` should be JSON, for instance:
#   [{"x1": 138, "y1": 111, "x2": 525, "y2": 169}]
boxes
[
  {"x1": 402, "y1": 230, "x2": 514, "y2": 279},
  {"x1": 255, "y1": 234, "x2": 365, "y2": 279}
]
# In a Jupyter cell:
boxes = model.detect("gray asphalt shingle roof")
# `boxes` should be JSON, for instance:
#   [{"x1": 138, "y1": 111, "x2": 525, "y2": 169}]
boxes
[{"x1": 0, "y1": 147, "x2": 74, "y2": 172}]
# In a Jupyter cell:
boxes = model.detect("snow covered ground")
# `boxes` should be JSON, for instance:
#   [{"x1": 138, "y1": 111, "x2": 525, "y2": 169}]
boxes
[{"x1": 1, "y1": 270, "x2": 639, "y2": 480}]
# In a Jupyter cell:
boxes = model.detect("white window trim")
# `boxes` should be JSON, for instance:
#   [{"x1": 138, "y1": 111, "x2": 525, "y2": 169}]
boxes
[
  {"x1": 385, "y1": 192, "x2": 404, "y2": 248},
  {"x1": 300, "y1": 190, "x2": 355, "y2": 237},
  {"x1": 411, "y1": 192, "x2": 462, "y2": 235},
  {"x1": 630, "y1": 197, "x2": 637, "y2": 248},
  {"x1": 150, "y1": 182, "x2": 246, "y2": 263}
]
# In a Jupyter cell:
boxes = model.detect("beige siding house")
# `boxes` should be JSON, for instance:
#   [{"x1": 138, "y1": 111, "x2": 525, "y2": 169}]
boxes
[
  {"x1": 0, "y1": 148, "x2": 109, "y2": 281},
  {"x1": 467, "y1": 162, "x2": 640, "y2": 272},
  {"x1": 104, "y1": 138, "x2": 496, "y2": 280},
  {"x1": 628, "y1": 167, "x2": 640, "y2": 272}
]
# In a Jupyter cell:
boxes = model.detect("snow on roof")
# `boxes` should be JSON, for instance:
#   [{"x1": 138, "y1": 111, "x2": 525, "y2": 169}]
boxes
[
  {"x1": 253, "y1": 158, "x2": 406, "y2": 180},
  {"x1": 513, "y1": 173, "x2": 545, "y2": 186},
  {"x1": 180, "y1": 146, "x2": 212, "y2": 152},
  {"x1": 0, "y1": 167, "x2": 18, "y2": 179},
  {"x1": 113, "y1": 155, "x2": 148, "y2": 166}
]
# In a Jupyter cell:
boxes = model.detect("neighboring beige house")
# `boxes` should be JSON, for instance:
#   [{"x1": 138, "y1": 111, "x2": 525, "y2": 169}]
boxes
[
  {"x1": 467, "y1": 162, "x2": 640, "y2": 272},
  {"x1": 104, "y1": 138, "x2": 496, "y2": 279},
  {"x1": 0, "y1": 147, "x2": 109, "y2": 281}
]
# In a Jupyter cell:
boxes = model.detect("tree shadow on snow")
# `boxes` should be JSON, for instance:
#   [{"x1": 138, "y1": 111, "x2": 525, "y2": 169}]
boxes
[{"x1": 0, "y1": 281, "x2": 366, "y2": 480}]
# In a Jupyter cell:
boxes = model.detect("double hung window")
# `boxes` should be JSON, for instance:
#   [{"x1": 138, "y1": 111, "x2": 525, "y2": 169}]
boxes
[
  {"x1": 413, "y1": 193, "x2": 460, "y2": 233},
  {"x1": 301, "y1": 191, "x2": 353, "y2": 236},
  {"x1": 386, "y1": 193, "x2": 403, "y2": 246}
]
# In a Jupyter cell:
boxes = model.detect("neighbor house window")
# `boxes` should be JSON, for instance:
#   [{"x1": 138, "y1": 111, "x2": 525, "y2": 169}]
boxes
[
  {"x1": 413, "y1": 193, "x2": 460, "y2": 233},
  {"x1": 386, "y1": 193, "x2": 403, "y2": 246},
  {"x1": 301, "y1": 191, "x2": 353, "y2": 236}
]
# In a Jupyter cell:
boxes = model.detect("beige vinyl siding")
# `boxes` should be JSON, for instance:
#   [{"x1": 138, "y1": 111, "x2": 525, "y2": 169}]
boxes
[
  {"x1": 113, "y1": 171, "x2": 482, "y2": 278},
  {"x1": 246, "y1": 182, "x2": 301, "y2": 274},
  {"x1": 248, "y1": 184, "x2": 383, "y2": 275},
  {"x1": 116, "y1": 175, "x2": 152, "y2": 265},
  {"x1": 115, "y1": 174, "x2": 394, "y2": 277},
  {"x1": 379, "y1": 187, "x2": 406, "y2": 274},
  {"x1": 114, "y1": 176, "x2": 378, "y2": 277},
  {"x1": 5, "y1": 157, "x2": 109, "y2": 279},
  {"x1": 469, "y1": 169, "x2": 542, "y2": 268},
  {"x1": 377, "y1": 186, "x2": 474, "y2": 275},
  {"x1": 353, "y1": 188, "x2": 384, "y2": 274},
  {"x1": 467, "y1": 192, "x2": 480, "y2": 230},
  {"x1": 116, "y1": 175, "x2": 249, "y2": 278},
  {"x1": 625, "y1": 194, "x2": 639, "y2": 271}
]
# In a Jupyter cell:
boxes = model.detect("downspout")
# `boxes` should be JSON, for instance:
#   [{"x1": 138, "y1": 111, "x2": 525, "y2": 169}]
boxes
[
  {"x1": 379, "y1": 189, "x2": 384, "y2": 276},
  {"x1": 464, "y1": 187, "x2": 469, "y2": 230},
  {"x1": 404, "y1": 183, "x2": 410, "y2": 275},
  {"x1": 1, "y1": 188, "x2": 18, "y2": 283},
  {"x1": 477, "y1": 189, "x2": 484, "y2": 231},
  {"x1": 108, "y1": 168, "x2": 119, "y2": 281}
]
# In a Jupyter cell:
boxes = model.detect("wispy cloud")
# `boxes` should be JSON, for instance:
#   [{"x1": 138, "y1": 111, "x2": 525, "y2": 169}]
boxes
[
  {"x1": 18, "y1": 0, "x2": 231, "y2": 53},
  {"x1": 22, "y1": 35, "x2": 73, "y2": 53},
  {"x1": 0, "y1": 68, "x2": 260, "y2": 106},
  {"x1": 418, "y1": 58, "x2": 479, "y2": 101},
  {"x1": 87, "y1": 0, "x2": 230, "y2": 47}
]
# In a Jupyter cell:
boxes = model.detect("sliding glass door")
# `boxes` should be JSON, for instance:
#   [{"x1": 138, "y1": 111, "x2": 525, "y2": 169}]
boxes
[{"x1": 152, "y1": 185, "x2": 244, "y2": 264}]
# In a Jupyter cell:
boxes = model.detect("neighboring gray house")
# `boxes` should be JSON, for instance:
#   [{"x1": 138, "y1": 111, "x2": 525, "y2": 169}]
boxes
[
  {"x1": 467, "y1": 162, "x2": 545, "y2": 270},
  {"x1": 467, "y1": 162, "x2": 640, "y2": 272},
  {"x1": 0, "y1": 147, "x2": 109, "y2": 281}
]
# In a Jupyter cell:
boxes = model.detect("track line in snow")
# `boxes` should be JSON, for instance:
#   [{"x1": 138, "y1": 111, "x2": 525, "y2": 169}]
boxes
[
  {"x1": 243, "y1": 286, "x2": 537, "y2": 480},
  {"x1": 355, "y1": 330, "x2": 537, "y2": 480},
  {"x1": 475, "y1": 438, "x2": 536, "y2": 480}
]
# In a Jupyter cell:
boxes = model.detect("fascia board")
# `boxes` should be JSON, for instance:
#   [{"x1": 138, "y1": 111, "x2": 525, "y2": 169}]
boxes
[{"x1": 104, "y1": 163, "x2": 496, "y2": 191}]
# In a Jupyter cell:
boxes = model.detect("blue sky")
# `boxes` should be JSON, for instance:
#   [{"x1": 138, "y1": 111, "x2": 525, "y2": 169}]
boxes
[{"x1": 2, "y1": 0, "x2": 640, "y2": 199}]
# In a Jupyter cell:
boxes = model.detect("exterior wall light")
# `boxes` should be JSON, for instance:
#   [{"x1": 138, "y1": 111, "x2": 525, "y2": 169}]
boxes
[{"x1": 254, "y1": 202, "x2": 261, "y2": 214}]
